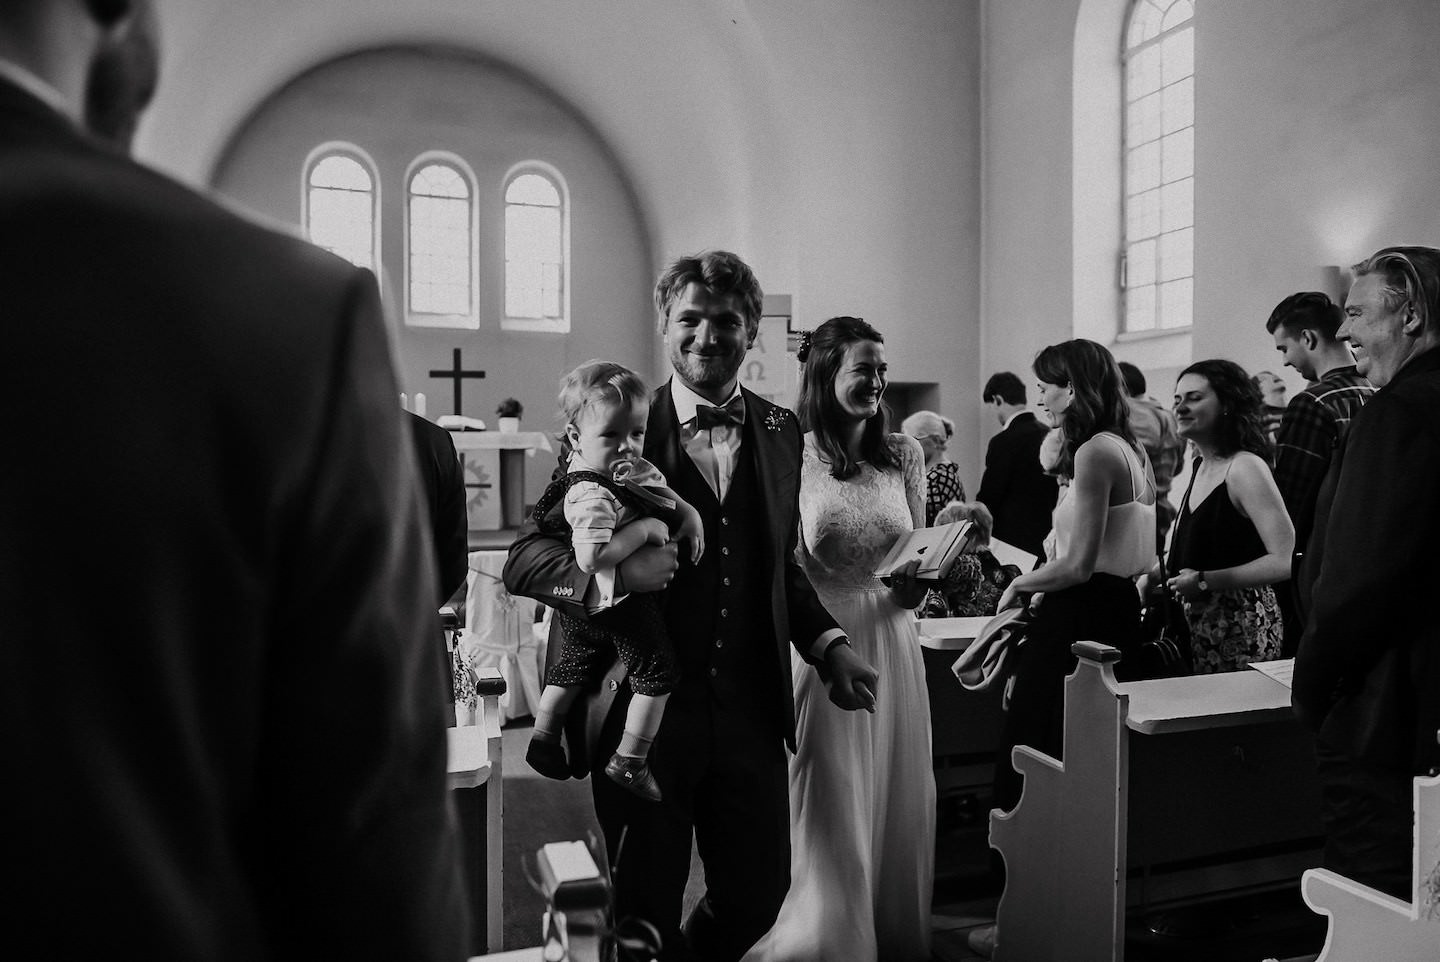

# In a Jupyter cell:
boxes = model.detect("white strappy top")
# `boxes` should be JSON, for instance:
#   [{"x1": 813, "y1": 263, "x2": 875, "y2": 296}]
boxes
[{"x1": 1052, "y1": 432, "x2": 1156, "y2": 577}]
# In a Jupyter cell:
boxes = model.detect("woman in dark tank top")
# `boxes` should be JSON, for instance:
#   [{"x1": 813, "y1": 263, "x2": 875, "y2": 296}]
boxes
[{"x1": 1167, "y1": 359, "x2": 1294, "y2": 673}]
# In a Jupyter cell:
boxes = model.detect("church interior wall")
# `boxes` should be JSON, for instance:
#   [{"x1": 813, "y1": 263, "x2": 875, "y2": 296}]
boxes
[
  {"x1": 986, "y1": 0, "x2": 1440, "y2": 456},
  {"x1": 138, "y1": 0, "x2": 984, "y2": 498}
]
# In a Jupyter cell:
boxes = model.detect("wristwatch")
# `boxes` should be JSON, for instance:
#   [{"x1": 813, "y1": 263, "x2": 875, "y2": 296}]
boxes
[{"x1": 1197, "y1": 571, "x2": 1210, "y2": 593}]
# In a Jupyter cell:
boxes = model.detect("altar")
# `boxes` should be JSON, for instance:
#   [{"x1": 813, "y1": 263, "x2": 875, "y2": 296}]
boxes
[{"x1": 450, "y1": 430, "x2": 554, "y2": 532}]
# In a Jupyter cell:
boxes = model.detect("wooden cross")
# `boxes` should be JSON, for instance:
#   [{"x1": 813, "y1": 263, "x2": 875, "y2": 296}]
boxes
[{"x1": 430, "y1": 348, "x2": 486, "y2": 415}]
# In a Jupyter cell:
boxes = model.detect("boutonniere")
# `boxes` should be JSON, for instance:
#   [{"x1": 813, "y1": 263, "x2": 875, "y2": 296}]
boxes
[{"x1": 763, "y1": 408, "x2": 790, "y2": 433}]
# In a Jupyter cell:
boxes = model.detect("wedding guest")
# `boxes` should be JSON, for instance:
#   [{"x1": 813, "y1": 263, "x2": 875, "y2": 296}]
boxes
[
  {"x1": 1264, "y1": 292, "x2": 1375, "y2": 655},
  {"x1": 902, "y1": 409, "x2": 965, "y2": 525},
  {"x1": 1118, "y1": 361, "x2": 1186, "y2": 550},
  {"x1": 977, "y1": 372, "x2": 1057, "y2": 558},
  {"x1": 1168, "y1": 360, "x2": 1292, "y2": 673},
  {"x1": 1295, "y1": 246, "x2": 1440, "y2": 899},
  {"x1": 1253, "y1": 369, "x2": 1288, "y2": 447},
  {"x1": 743, "y1": 317, "x2": 933, "y2": 962},
  {"x1": 992, "y1": 340, "x2": 1155, "y2": 812}
]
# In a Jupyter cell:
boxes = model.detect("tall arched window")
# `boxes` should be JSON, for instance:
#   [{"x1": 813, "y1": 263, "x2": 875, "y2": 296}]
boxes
[
  {"x1": 503, "y1": 166, "x2": 569, "y2": 332},
  {"x1": 1122, "y1": 0, "x2": 1194, "y2": 332},
  {"x1": 304, "y1": 148, "x2": 377, "y2": 272},
  {"x1": 407, "y1": 156, "x2": 476, "y2": 326}
]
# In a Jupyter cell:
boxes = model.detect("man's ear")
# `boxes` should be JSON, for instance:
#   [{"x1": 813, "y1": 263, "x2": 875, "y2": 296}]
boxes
[
  {"x1": 1401, "y1": 304, "x2": 1425, "y2": 336},
  {"x1": 1302, "y1": 329, "x2": 1318, "y2": 350}
]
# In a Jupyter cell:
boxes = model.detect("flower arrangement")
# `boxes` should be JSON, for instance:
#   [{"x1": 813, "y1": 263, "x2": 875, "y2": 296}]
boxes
[{"x1": 496, "y1": 398, "x2": 523, "y2": 418}]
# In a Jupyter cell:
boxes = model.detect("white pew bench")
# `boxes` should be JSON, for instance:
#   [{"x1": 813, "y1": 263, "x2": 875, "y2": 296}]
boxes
[
  {"x1": 989, "y1": 641, "x2": 1324, "y2": 961},
  {"x1": 1301, "y1": 771, "x2": 1440, "y2": 962}
]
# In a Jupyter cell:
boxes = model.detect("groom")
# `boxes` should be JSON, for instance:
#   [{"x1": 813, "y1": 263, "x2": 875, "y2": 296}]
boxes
[{"x1": 504, "y1": 250, "x2": 877, "y2": 961}]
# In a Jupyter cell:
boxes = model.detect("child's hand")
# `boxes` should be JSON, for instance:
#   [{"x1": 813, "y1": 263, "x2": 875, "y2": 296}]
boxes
[
  {"x1": 678, "y1": 508, "x2": 705, "y2": 564},
  {"x1": 635, "y1": 517, "x2": 671, "y2": 546}
]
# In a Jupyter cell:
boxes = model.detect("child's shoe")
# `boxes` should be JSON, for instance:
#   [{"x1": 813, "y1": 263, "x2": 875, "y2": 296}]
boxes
[
  {"x1": 526, "y1": 735, "x2": 571, "y2": 780},
  {"x1": 604, "y1": 752, "x2": 662, "y2": 802}
]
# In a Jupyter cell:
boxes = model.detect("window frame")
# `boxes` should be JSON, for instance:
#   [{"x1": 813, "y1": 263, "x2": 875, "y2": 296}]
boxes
[
  {"x1": 302, "y1": 142, "x2": 380, "y2": 278},
  {"x1": 403, "y1": 150, "x2": 480, "y2": 330},
  {"x1": 1120, "y1": 0, "x2": 1195, "y2": 337},
  {"x1": 500, "y1": 161, "x2": 571, "y2": 334}
]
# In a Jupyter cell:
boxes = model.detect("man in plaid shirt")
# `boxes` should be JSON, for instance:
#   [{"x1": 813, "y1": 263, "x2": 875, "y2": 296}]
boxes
[{"x1": 1266, "y1": 291, "x2": 1376, "y2": 653}]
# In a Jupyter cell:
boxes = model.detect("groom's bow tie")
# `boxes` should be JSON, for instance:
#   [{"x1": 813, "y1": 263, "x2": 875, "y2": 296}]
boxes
[{"x1": 694, "y1": 396, "x2": 746, "y2": 430}]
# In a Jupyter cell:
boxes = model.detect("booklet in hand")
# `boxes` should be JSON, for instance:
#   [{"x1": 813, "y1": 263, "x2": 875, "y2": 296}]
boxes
[{"x1": 873, "y1": 520, "x2": 977, "y2": 581}]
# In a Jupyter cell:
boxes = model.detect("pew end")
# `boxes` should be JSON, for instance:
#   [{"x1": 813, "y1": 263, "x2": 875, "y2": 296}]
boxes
[
  {"x1": 1302, "y1": 772, "x2": 1440, "y2": 962},
  {"x1": 449, "y1": 666, "x2": 507, "y2": 956}
]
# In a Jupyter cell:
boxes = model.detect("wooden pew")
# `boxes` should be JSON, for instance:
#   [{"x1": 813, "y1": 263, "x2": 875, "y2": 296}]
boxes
[
  {"x1": 989, "y1": 642, "x2": 1324, "y2": 961},
  {"x1": 1301, "y1": 772, "x2": 1440, "y2": 961},
  {"x1": 449, "y1": 666, "x2": 507, "y2": 956},
  {"x1": 919, "y1": 616, "x2": 1005, "y2": 803}
]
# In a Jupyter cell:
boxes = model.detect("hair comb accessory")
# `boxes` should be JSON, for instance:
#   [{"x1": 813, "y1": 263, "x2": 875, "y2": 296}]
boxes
[{"x1": 796, "y1": 329, "x2": 814, "y2": 362}]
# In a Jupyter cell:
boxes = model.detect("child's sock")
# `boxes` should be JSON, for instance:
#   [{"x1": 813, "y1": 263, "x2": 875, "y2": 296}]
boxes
[{"x1": 616, "y1": 730, "x2": 654, "y2": 760}]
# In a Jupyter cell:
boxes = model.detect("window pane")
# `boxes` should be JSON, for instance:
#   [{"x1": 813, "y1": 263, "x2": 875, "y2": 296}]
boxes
[
  {"x1": 310, "y1": 155, "x2": 371, "y2": 191},
  {"x1": 1128, "y1": 239, "x2": 1158, "y2": 288},
  {"x1": 1160, "y1": 177, "x2": 1193, "y2": 233},
  {"x1": 1126, "y1": 43, "x2": 1162, "y2": 100},
  {"x1": 306, "y1": 153, "x2": 374, "y2": 272},
  {"x1": 1127, "y1": 91, "x2": 1162, "y2": 147},
  {"x1": 1127, "y1": 188, "x2": 1161, "y2": 241},
  {"x1": 1161, "y1": 126, "x2": 1194, "y2": 183},
  {"x1": 1126, "y1": 1, "x2": 1164, "y2": 50},
  {"x1": 505, "y1": 173, "x2": 565, "y2": 320},
  {"x1": 1127, "y1": 283, "x2": 1158, "y2": 332},
  {"x1": 1159, "y1": 227, "x2": 1193, "y2": 282},
  {"x1": 506, "y1": 173, "x2": 560, "y2": 206},
  {"x1": 411, "y1": 164, "x2": 468, "y2": 199},
  {"x1": 1162, "y1": 76, "x2": 1193, "y2": 135},
  {"x1": 409, "y1": 190, "x2": 471, "y2": 316},
  {"x1": 1162, "y1": 0, "x2": 1195, "y2": 33},
  {"x1": 1160, "y1": 277, "x2": 1193, "y2": 329},
  {"x1": 1127, "y1": 140, "x2": 1161, "y2": 194},
  {"x1": 1161, "y1": 26, "x2": 1194, "y2": 86}
]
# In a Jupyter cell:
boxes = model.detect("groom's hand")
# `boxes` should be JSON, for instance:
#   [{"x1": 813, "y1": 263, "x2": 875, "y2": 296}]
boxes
[
  {"x1": 825, "y1": 642, "x2": 878, "y2": 713},
  {"x1": 615, "y1": 542, "x2": 679, "y2": 594}
]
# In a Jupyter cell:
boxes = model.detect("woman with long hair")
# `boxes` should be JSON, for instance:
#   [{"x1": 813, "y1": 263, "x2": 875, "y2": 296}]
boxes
[
  {"x1": 742, "y1": 316, "x2": 934, "y2": 962},
  {"x1": 1167, "y1": 359, "x2": 1292, "y2": 672},
  {"x1": 991, "y1": 339, "x2": 1156, "y2": 813}
]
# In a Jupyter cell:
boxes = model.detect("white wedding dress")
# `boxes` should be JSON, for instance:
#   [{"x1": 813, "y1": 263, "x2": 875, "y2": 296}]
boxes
[{"x1": 743, "y1": 433, "x2": 935, "y2": 962}]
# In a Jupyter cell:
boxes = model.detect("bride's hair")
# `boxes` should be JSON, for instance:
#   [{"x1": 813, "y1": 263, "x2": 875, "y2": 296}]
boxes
[{"x1": 797, "y1": 316, "x2": 901, "y2": 480}]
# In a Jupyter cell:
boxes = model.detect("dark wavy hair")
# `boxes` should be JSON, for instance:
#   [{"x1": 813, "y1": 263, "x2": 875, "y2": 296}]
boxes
[
  {"x1": 796, "y1": 316, "x2": 901, "y2": 480},
  {"x1": 1177, "y1": 359, "x2": 1272, "y2": 461},
  {"x1": 1031, "y1": 339, "x2": 1135, "y2": 479}
]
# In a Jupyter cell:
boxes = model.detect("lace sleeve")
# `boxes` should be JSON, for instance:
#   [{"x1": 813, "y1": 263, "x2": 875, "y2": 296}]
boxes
[{"x1": 895, "y1": 434, "x2": 926, "y2": 530}]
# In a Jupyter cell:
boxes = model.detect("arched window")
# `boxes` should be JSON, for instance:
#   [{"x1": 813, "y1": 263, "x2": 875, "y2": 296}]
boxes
[
  {"x1": 1122, "y1": 0, "x2": 1194, "y2": 332},
  {"x1": 407, "y1": 157, "x2": 476, "y2": 326},
  {"x1": 304, "y1": 148, "x2": 376, "y2": 272},
  {"x1": 503, "y1": 166, "x2": 569, "y2": 332}
]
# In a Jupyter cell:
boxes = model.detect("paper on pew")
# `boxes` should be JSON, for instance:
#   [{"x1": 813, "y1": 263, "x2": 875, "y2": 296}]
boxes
[
  {"x1": 1247, "y1": 657, "x2": 1295, "y2": 689},
  {"x1": 987, "y1": 537, "x2": 1038, "y2": 572}
]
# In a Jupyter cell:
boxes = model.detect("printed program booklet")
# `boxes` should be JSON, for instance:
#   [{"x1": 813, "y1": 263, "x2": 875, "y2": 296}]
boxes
[{"x1": 874, "y1": 520, "x2": 977, "y2": 581}]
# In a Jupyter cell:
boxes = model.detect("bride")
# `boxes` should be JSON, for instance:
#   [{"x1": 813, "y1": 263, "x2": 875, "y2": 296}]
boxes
[{"x1": 743, "y1": 316, "x2": 935, "y2": 962}]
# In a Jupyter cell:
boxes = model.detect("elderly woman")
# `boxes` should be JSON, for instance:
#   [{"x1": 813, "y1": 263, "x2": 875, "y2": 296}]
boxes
[{"x1": 901, "y1": 410, "x2": 966, "y2": 525}]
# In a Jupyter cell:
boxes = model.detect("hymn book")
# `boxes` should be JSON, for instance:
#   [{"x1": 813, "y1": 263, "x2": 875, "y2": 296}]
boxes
[{"x1": 874, "y1": 520, "x2": 977, "y2": 581}]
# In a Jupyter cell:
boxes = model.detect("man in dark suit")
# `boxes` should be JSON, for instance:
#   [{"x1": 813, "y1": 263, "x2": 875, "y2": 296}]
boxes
[
  {"x1": 408, "y1": 411, "x2": 470, "y2": 605},
  {"x1": 504, "y1": 250, "x2": 878, "y2": 962},
  {"x1": 1295, "y1": 245, "x2": 1440, "y2": 899},
  {"x1": 0, "y1": 2, "x2": 465, "y2": 956},
  {"x1": 975, "y1": 371, "x2": 1058, "y2": 559}
]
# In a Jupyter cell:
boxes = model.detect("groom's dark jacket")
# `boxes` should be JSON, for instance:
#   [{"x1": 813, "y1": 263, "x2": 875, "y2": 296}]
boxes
[{"x1": 503, "y1": 381, "x2": 838, "y2": 766}]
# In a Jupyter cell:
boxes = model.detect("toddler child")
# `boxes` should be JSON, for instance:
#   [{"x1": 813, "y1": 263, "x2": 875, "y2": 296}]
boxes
[{"x1": 525, "y1": 360, "x2": 703, "y2": 802}]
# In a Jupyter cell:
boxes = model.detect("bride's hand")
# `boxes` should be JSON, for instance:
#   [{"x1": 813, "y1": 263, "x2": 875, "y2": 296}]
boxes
[{"x1": 881, "y1": 558, "x2": 927, "y2": 610}]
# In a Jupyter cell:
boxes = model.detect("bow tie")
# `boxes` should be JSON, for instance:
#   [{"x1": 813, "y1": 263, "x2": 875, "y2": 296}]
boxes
[{"x1": 694, "y1": 397, "x2": 746, "y2": 430}]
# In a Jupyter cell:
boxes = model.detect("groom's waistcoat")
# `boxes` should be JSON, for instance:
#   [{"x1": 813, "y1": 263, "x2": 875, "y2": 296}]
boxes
[{"x1": 663, "y1": 430, "x2": 778, "y2": 715}]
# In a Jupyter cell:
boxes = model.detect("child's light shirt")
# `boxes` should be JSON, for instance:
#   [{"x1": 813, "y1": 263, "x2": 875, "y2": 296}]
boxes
[{"x1": 563, "y1": 454, "x2": 668, "y2": 546}]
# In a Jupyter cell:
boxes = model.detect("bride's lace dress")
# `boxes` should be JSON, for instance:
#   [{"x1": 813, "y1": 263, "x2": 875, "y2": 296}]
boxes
[{"x1": 743, "y1": 434, "x2": 935, "y2": 962}]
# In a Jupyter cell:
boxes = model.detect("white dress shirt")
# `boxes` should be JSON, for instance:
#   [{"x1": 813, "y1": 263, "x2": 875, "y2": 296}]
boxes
[{"x1": 669, "y1": 377, "x2": 744, "y2": 501}]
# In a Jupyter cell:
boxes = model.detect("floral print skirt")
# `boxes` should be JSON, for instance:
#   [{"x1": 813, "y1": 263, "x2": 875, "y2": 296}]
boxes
[{"x1": 1182, "y1": 585, "x2": 1282, "y2": 674}]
